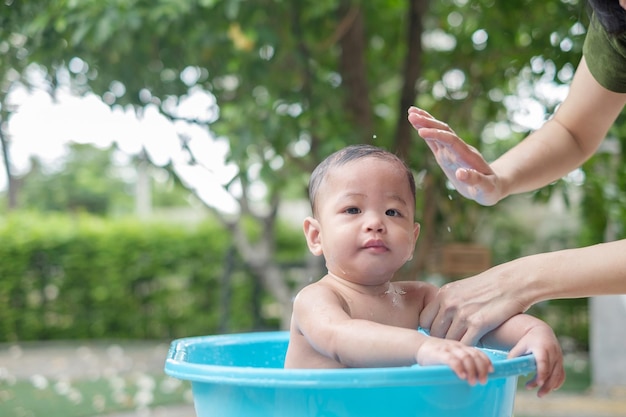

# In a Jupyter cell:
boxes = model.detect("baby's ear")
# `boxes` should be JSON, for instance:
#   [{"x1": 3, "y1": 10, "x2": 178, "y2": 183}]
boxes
[
  {"x1": 406, "y1": 222, "x2": 421, "y2": 262},
  {"x1": 413, "y1": 222, "x2": 421, "y2": 241},
  {"x1": 303, "y1": 217, "x2": 323, "y2": 256}
]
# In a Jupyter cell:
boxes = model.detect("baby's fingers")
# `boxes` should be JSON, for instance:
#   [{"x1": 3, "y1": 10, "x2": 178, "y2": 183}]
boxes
[
  {"x1": 521, "y1": 349, "x2": 565, "y2": 397},
  {"x1": 507, "y1": 340, "x2": 530, "y2": 360},
  {"x1": 451, "y1": 350, "x2": 493, "y2": 386},
  {"x1": 476, "y1": 351, "x2": 494, "y2": 384},
  {"x1": 536, "y1": 360, "x2": 566, "y2": 397}
]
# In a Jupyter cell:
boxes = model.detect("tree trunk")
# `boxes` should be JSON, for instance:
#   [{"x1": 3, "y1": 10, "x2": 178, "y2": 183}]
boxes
[
  {"x1": 395, "y1": 0, "x2": 429, "y2": 160},
  {"x1": 228, "y1": 199, "x2": 294, "y2": 329},
  {"x1": 337, "y1": 3, "x2": 373, "y2": 139},
  {"x1": 0, "y1": 119, "x2": 17, "y2": 211},
  {"x1": 259, "y1": 262, "x2": 293, "y2": 329},
  {"x1": 218, "y1": 245, "x2": 235, "y2": 333},
  {"x1": 399, "y1": 171, "x2": 438, "y2": 281}
]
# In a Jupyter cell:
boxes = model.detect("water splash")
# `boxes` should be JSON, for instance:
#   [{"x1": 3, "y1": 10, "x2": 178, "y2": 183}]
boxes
[{"x1": 384, "y1": 287, "x2": 407, "y2": 307}]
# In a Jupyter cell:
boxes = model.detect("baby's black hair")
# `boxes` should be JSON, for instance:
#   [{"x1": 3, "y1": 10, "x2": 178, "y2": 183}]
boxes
[{"x1": 308, "y1": 144, "x2": 416, "y2": 216}]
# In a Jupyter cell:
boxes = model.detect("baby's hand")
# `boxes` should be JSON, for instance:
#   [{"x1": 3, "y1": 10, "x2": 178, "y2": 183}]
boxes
[
  {"x1": 508, "y1": 326, "x2": 565, "y2": 397},
  {"x1": 416, "y1": 338, "x2": 493, "y2": 385}
]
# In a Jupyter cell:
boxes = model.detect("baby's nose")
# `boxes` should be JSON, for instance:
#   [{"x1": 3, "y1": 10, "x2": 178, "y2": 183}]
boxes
[{"x1": 364, "y1": 213, "x2": 385, "y2": 232}]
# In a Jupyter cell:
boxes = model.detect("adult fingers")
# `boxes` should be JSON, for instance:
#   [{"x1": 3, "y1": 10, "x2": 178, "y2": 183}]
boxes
[
  {"x1": 458, "y1": 326, "x2": 485, "y2": 348},
  {"x1": 418, "y1": 295, "x2": 439, "y2": 331},
  {"x1": 420, "y1": 303, "x2": 453, "y2": 339},
  {"x1": 407, "y1": 107, "x2": 452, "y2": 132},
  {"x1": 425, "y1": 314, "x2": 453, "y2": 340},
  {"x1": 418, "y1": 129, "x2": 493, "y2": 179}
]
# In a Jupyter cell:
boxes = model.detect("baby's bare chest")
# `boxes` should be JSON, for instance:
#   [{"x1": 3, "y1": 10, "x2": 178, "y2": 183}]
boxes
[{"x1": 345, "y1": 293, "x2": 422, "y2": 328}]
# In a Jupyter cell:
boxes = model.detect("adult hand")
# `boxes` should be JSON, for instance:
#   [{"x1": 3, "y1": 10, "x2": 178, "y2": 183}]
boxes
[
  {"x1": 407, "y1": 106, "x2": 502, "y2": 206},
  {"x1": 419, "y1": 269, "x2": 527, "y2": 346}
]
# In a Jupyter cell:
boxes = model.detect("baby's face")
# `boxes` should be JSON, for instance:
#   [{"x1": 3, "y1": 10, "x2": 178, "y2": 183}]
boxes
[{"x1": 313, "y1": 157, "x2": 419, "y2": 285}]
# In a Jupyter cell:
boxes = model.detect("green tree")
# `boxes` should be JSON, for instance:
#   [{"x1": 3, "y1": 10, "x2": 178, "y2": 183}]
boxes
[
  {"x1": 2, "y1": 0, "x2": 594, "y2": 326},
  {"x1": 14, "y1": 142, "x2": 195, "y2": 216},
  {"x1": 17, "y1": 143, "x2": 133, "y2": 215}
]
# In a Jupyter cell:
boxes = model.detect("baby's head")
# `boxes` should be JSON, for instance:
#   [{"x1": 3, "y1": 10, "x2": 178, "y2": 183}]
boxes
[
  {"x1": 304, "y1": 144, "x2": 419, "y2": 281},
  {"x1": 308, "y1": 144, "x2": 416, "y2": 217}
]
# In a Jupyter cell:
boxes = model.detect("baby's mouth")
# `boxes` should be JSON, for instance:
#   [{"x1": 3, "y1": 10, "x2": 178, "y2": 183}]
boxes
[{"x1": 362, "y1": 239, "x2": 388, "y2": 252}]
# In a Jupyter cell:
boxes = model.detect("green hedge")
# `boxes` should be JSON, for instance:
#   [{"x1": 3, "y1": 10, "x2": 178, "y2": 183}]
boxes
[{"x1": 0, "y1": 213, "x2": 302, "y2": 342}]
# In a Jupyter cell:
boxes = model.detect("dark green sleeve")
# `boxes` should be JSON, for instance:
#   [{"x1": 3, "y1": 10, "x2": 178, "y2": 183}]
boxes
[{"x1": 583, "y1": 13, "x2": 626, "y2": 93}]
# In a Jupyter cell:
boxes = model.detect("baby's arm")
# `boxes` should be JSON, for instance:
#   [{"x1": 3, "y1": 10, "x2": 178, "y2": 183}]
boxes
[
  {"x1": 479, "y1": 314, "x2": 565, "y2": 397},
  {"x1": 290, "y1": 283, "x2": 492, "y2": 384}
]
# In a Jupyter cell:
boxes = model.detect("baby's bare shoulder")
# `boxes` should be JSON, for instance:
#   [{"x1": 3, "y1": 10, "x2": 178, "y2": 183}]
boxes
[
  {"x1": 395, "y1": 280, "x2": 438, "y2": 295},
  {"x1": 296, "y1": 279, "x2": 339, "y2": 299},
  {"x1": 293, "y1": 279, "x2": 349, "y2": 310}
]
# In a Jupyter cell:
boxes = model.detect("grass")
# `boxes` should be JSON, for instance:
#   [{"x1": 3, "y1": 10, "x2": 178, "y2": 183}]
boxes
[{"x1": 0, "y1": 373, "x2": 191, "y2": 417}]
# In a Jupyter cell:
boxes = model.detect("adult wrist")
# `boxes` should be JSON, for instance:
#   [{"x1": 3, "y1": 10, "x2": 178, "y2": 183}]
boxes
[{"x1": 496, "y1": 256, "x2": 541, "y2": 312}]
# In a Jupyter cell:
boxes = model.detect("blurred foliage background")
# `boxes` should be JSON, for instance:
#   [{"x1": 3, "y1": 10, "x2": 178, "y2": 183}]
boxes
[
  {"x1": 0, "y1": 211, "x2": 306, "y2": 342},
  {"x1": 2, "y1": 0, "x2": 625, "y2": 351}
]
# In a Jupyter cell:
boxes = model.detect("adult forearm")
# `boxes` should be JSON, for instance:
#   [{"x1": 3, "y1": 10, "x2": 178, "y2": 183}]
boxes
[
  {"x1": 501, "y1": 240, "x2": 626, "y2": 308},
  {"x1": 491, "y1": 57, "x2": 626, "y2": 201},
  {"x1": 491, "y1": 119, "x2": 592, "y2": 200}
]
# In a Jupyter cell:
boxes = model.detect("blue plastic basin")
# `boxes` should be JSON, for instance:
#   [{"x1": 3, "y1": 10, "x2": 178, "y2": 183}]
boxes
[{"x1": 164, "y1": 331, "x2": 535, "y2": 417}]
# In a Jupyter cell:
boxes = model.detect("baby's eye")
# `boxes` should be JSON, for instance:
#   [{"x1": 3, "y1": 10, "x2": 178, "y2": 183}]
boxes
[
  {"x1": 345, "y1": 207, "x2": 361, "y2": 214},
  {"x1": 385, "y1": 209, "x2": 402, "y2": 217}
]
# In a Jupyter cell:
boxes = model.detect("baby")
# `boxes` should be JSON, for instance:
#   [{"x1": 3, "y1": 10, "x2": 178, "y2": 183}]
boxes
[{"x1": 284, "y1": 144, "x2": 565, "y2": 397}]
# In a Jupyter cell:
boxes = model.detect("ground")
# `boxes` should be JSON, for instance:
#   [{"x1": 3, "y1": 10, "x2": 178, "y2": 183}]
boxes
[{"x1": 1, "y1": 340, "x2": 624, "y2": 417}]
